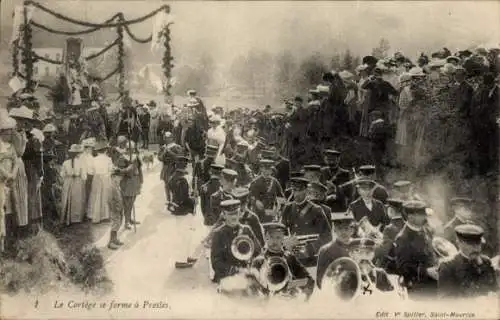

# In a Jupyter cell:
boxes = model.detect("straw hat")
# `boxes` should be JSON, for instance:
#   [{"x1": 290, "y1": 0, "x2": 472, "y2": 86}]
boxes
[
  {"x1": 68, "y1": 144, "x2": 84, "y2": 153},
  {"x1": 0, "y1": 116, "x2": 17, "y2": 131},
  {"x1": 408, "y1": 67, "x2": 426, "y2": 77},
  {"x1": 339, "y1": 70, "x2": 355, "y2": 80},
  {"x1": 42, "y1": 123, "x2": 57, "y2": 133},
  {"x1": 9, "y1": 105, "x2": 34, "y2": 120}
]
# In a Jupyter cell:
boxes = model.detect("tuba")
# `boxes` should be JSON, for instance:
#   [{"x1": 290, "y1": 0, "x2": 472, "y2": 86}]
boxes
[
  {"x1": 231, "y1": 226, "x2": 256, "y2": 261},
  {"x1": 259, "y1": 256, "x2": 292, "y2": 293},
  {"x1": 357, "y1": 216, "x2": 384, "y2": 245},
  {"x1": 321, "y1": 257, "x2": 364, "y2": 301},
  {"x1": 427, "y1": 236, "x2": 458, "y2": 280}
]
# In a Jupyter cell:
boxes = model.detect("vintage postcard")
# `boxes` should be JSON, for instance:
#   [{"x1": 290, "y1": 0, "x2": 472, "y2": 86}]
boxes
[{"x1": 0, "y1": 0, "x2": 498, "y2": 319}]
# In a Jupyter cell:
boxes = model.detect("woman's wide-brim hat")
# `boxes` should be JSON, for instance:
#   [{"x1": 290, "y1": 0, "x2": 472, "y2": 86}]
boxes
[
  {"x1": 408, "y1": 67, "x2": 426, "y2": 77},
  {"x1": 68, "y1": 144, "x2": 84, "y2": 153},
  {"x1": 9, "y1": 105, "x2": 35, "y2": 120},
  {"x1": 0, "y1": 116, "x2": 17, "y2": 131}
]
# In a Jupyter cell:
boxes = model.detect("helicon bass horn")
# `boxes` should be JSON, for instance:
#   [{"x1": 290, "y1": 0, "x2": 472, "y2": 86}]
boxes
[
  {"x1": 357, "y1": 216, "x2": 383, "y2": 245},
  {"x1": 427, "y1": 236, "x2": 458, "y2": 280},
  {"x1": 231, "y1": 227, "x2": 255, "y2": 261},
  {"x1": 321, "y1": 257, "x2": 363, "y2": 301},
  {"x1": 259, "y1": 256, "x2": 291, "y2": 293}
]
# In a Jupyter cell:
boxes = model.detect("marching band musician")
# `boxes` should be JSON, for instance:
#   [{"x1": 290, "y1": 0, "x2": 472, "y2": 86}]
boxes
[
  {"x1": 231, "y1": 187, "x2": 265, "y2": 247},
  {"x1": 393, "y1": 200, "x2": 438, "y2": 299},
  {"x1": 347, "y1": 238, "x2": 394, "y2": 292},
  {"x1": 249, "y1": 222, "x2": 315, "y2": 298},
  {"x1": 320, "y1": 149, "x2": 351, "y2": 189},
  {"x1": 199, "y1": 163, "x2": 225, "y2": 226},
  {"x1": 374, "y1": 198, "x2": 405, "y2": 272},
  {"x1": 248, "y1": 159, "x2": 285, "y2": 223},
  {"x1": 437, "y1": 224, "x2": 498, "y2": 298},
  {"x1": 192, "y1": 145, "x2": 219, "y2": 196},
  {"x1": 391, "y1": 180, "x2": 423, "y2": 201},
  {"x1": 281, "y1": 177, "x2": 332, "y2": 267},
  {"x1": 158, "y1": 132, "x2": 183, "y2": 204},
  {"x1": 284, "y1": 171, "x2": 303, "y2": 201},
  {"x1": 231, "y1": 142, "x2": 254, "y2": 187},
  {"x1": 355, "y1": 165, "x2": 389, "y2": 204},
  {"x1": 307, "y1": 181, "x2": 332, "y2": 227},
  {"x1": 442, "y1": 197, "x2": 476, "y2": 245},
  {"x1": 303, "y1": 165, "x2": 322, "y2": 183},
  {"x1": 316, "y1": 211, "x2": 356, "y2": 289},
  {"x1": 262, "y1": 144, "x2": 290, "y2": 192},
  {"x1": 210, "y1": 199, "x2": 261, "y2": 284},
  {"x1": 167, "y1": 156, "x2": 195, "y2": 216},
  {"x1": 348, "y1": 179, "x2": 390, "y2": 230},
  {"x1": 209, "y1": 169, "x2": 238, "y2": 224}
]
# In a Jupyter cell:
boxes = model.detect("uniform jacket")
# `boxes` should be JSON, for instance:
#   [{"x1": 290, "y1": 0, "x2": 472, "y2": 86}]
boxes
[
  {"x1": 158, "y1": 142, "x2": 183, "y2": 182},
  {"x1": 193, "y1": 157, "x2": 214, "y2": 192},
  {"x1": 249, "y1": 175, "x2": 284, "y2": 223},
  {"x1": 316, "y1": 239, "x2": 350, "y2": 289},
  {"x1": 251, "y1": 248, "x2": 315, "y2": 297},
  {"x1": 118, "y1": 155, "x2": 143, "y2": 197},
  {"x1": 351, "y1": 183, "x2": 389, "y2": 204},
  {"x1": 442, "y1": 216, "x2": 471, "y2": 246},
  {"x1": 274, "y1": 157, "x2": 291, "y2": 191},
  {"x1": 240, "y1": 209, "x2": 265, "y2": 247},
  {"x1": 200, "y1": 177, "x2": 222, "y2": 226},
  {"x1": 393, "y1": 224, "x2": 438, "y2": 296},
  {"x1": 281, "y1": 200, "x2": 333, "y2": 262},
  {"x1": 231, "y1": 158, "x2": 254, "y2": 187},
  {"x1": 438, "y1": 253, "x2": 497, "y2": 299},
  {"x1": 374, "y1": 217, "x2": 405, "y2": 272},
  {"x1": 311, "y1": 200, "x2": 332, "y2": 228},
  {"x1": 209, "y1": 188, "x2": 235, "y2": 223},
  {"x1": 320, "y1": 166, "x2": 351, "y2": 187},
  {"x1": 168, "y1": 170, "x2": 194, "y2": 215},
  {"x1": 348, "y1": 198, "x2": 390, "y2": 229},
  {"x1": 321, "y1": 166, "x2": 351, "y2": 209},
  {"x1": 210, "y1": 224, "x2": 261, "y2": 283}
]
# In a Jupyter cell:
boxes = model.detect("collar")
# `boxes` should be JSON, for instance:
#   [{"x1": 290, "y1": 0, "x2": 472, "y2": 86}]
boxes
[{"x1": 405, "y1": 222, "x2": 423, "y2": 232}]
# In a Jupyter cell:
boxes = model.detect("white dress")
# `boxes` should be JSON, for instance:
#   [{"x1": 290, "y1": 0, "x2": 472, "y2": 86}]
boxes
[
  {"x1": 87, "y1": 154, "x2": 113, "y2": 223},
  {"x1": 60, "y1": 158, "x2": 87, "y2": 225}
]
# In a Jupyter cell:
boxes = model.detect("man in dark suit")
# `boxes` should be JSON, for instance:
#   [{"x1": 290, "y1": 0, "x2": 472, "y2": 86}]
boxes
[
  {"x1": 394, "y1": 201, "x2": 438, "y2": 300},
  {"x1": 118, "y1": 141, "x2": 143, "y2": 229},
  {"x1": 210, "y1": 199, "x2": 261, "y2": 284},
  {"x1": 231, "y1": 187, "x2": 265, "y2": 247},
  {"x1": 348, "y1": 179, "x2": 390, "y2": 230},
  {"x1": 307, "y1": 181, "x2": 332, "y2": 228},
  {"x1": 167, "y1": 156, "x2": 195, "y2": 216},
  {"x1": 281, "y1": 177, "x2": 332, "y2": 267},
  {"x1": 320, "y1": 149, "x2": 351, "y2": 188},
  {"x1": 158, "y1": 132, "x2": 183, "y2": 203},
  {"x1": 303, "y1": 165, "x2": 322, "y2": 183},
  {"x1": 262, "y1": 144, "x2": 290, "y2": 192},
  {"x1": 199, "y1": 163, "x2": 224, "y2": 226},
  {"x1": 438, "y1": 224, "x2": 498, "y2": 299},
  {"x1": 250, "y1": 222, "x2": 315, "y2": 298},
  {"x1": 316, "y1": 211, "x2": 355, "y2": 289},
  {"x1": 209, "y1": 169, "x2": 238, "y2": 223}
]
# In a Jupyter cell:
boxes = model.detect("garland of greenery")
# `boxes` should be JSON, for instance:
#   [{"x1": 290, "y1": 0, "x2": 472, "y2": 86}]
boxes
[
  {"x1": 162, "y1": 23, "x2": 174, "y2": 97},
  {"x1": 12, "y1": 39, "x2": 20, "y2": 76},
  {"x1": 25, "y1": 0, "x2": 169, "y2": 28},
  {"x1": 21, "y1": 5, "x2": 34, "y2": 91},
  {"x1": 31, "y1": 17, "x2": 118, "y2": 36},
  {"x1": 123, "y1": 24, "x2": 152, "y2": 44},
  {"x1": 116, "y1": 14, "x2": 125, "y2": 97}
]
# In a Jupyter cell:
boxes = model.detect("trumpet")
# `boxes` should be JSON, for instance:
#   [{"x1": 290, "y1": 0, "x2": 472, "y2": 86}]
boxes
[
  {"x1": 259, "y1": 256, "x2": 292, "y2": 293},
  {"x1": 357, "y1": 216, "x2": 384, "y2": 245},
  {"x1": 231, "y1": 226, "x2": 256, "y2": 261},
  {"x1": 290, "y1": 233, "x2": 320, "y2": 258}
]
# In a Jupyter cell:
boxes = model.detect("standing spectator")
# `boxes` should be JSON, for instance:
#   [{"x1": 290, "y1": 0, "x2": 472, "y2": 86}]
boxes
[
  {"x1": 139, "y1": 105, "x2": 151, "y2": 149},
  {"x1": 60, "y1": 144, "x2": 87, "y2": 226},
  {"x1": 361, "y1": 67, "x2": 398, "y2": 123},
  {"x1": 87, "y1": 141, "x2": 113, "y2": 223}
]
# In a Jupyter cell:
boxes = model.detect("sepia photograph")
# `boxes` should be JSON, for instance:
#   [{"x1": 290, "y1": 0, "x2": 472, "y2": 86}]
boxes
[{"x1": 0, "y1": 0, "x2": 499, "y2": 319}]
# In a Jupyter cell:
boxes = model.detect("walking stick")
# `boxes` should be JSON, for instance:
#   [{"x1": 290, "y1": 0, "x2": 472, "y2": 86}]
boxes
[{"x1": 126, "y1": 107, "x2": 137, "y2": 233}]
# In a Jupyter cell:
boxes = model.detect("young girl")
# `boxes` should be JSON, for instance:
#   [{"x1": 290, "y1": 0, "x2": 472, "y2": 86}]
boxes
[
  {"x1": 87, "y1": 141, "x2": 113, "y2": 223},
  {"x1": 60, "y1": 144, "x2": 87, "y2": 225}
]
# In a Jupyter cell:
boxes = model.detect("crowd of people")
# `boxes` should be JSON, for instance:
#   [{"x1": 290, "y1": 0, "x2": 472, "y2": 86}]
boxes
[{"x1": 0, "y1": 44, "x2": 499, "y2": 303}]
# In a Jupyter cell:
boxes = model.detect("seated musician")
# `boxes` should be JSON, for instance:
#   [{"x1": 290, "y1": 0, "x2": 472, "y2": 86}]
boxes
[
  {"x1": 167, "y1": 156, "x2": 195, "y2": 216},
  {"x1": 316, "y1": 211, "x2": 356, "y2": 289},
  {"x1": 393, "y1": 201, "x2": 438, "y2": 300},
  {"x1": 199, "y1": 163, "x2": 225, "y2": 226},
  {"x1": 192, "y1": 145, "x2": 219, "y2": 196},
  {"x1": 438, "y1": 224, "x2": 498, "y2": 299},
  {"x1": 210, "y1": 199, "x2": 262, "y2": 284},
  {"x1": 348, "y1": 238, "x2": 394, "y2": 292},
  {"x1": 250, "y1": 222, "x2": 315, "y2": 298},
  {"x1": 354, "y1": 165, "x2": 388, "y2": 204},
  {"x1": 249, "y1": 159, "x2": 284, "y2": 223},
  {"x1": 442, "y1": 197, "x2": 475, "y2": 245},
  {"x1": 263, "y1": 144, "x2": 290, "y2": 193},
  {"x1": 307, "y1": 181, "x2": 332, "y2": 227},
  {"x1": 320, "y1": 149, "x2": 351, "y2": 188},
  {"x1": 391, "y1": 180, "x2": 423, "y2": 201},
  {"x1": 231, "y1": 142, "x2": 254, "y2": 187},
  {"x1": 303, "y1": 165, "x2": 322, "y2": 183},
  {"x1": 281, "y1": 177, "x2": 332, "y2": 267},
  {"x1": 284, "y1": 171, "x2": 303, "y2": 201},
  {"x1": 348, "y1": 179, "x2": 390, "y2": 231},
  {"x1": 209, "y1": 168, "x2": 238, "y2": 224},
  {"x1": 374, "y1": 198, "x2": 405, "y2": 273}
]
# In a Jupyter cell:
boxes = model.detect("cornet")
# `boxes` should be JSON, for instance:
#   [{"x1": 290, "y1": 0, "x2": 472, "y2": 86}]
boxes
[
  {"x1": 288, "y1": 231, "x2": 320, "y2": 259},
  {"x1": 231, "y1": 226, "x2": 256, "y2": 262}
]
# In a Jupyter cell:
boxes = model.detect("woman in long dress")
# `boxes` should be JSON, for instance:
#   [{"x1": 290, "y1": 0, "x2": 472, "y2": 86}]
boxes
[
  {"x1": 87, "y1": 142, "x2": 112, "y2": 223},
  {"x1": 60, "y1": 144, "x2": 87, "y2": 225}
]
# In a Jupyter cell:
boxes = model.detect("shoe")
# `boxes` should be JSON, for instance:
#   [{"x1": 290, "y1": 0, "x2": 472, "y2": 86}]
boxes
[
  {"x1": 129, "y1": 220, "x2": 141, "y2": 225},
  {"x1": 187, "y1": 257, "x2": 197, "y2": 263},
  {"x1": 113, "y1": 237, "x2": 124, "y2": 246},
  {"x1": 125, "y1": 223, "x2": 132, "y2": 230},
  {"x1": 108, "y1": 242, "x2": 120, "y2": 250}
]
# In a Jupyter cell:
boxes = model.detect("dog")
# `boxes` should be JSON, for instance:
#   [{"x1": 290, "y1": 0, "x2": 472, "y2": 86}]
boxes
[{"x1": 141, "y1": 151, "x2": 156, "y2": 170}]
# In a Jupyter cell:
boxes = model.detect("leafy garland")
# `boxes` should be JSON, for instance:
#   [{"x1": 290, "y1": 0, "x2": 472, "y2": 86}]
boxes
[
  {"x1": 21, "y1": 5, "x2": 35, "y2": 91},
  {"x1": 162, "y1": 24, "x2": 174, "y2": 97}
]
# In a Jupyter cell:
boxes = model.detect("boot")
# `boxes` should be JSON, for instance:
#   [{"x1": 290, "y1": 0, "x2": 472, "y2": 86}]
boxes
[
  {"x1": 108, "y1": 231, "x2": 120, "y2": 250},
  {"x1": 113, "y1": 232, "x2": 124, "y2": 246}
]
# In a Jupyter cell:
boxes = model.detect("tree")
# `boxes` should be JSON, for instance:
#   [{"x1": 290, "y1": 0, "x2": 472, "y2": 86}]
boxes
[
  {"x1": 341, "y1": 49, "x2": 354, "y2": 72},
  {"x1": 293, "y1": 52, "x2": 327, "y2": 94},
  {"x1": 273, "y1": 50, "x2": 297, "y2": 100},
  {"x1": 371, "y1": 38, "x2": 391, "y2": 59},
  {"x1": 197, "y1": 52, "x2": 215, "y2": 95},
  {"x1": 329, "y1": 52, "x2": 342, "y2": 72}
]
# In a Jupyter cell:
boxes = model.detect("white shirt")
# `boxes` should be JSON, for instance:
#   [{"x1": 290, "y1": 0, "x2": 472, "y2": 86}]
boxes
[
  {"x1": 78, "y1": 152, "x2": 94, "y2": 178},
  {"x1": 61, "y1": 157, "x2": 87, "y2": 180},
  {"x1": 362, "y1": 198, "x2": 373, "y2": 211}
]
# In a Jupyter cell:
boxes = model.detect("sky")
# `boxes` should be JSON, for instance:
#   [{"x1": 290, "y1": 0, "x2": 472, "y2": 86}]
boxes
[{"x1": 1, "y1": 1, "x2": 499, "y2": 69}]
